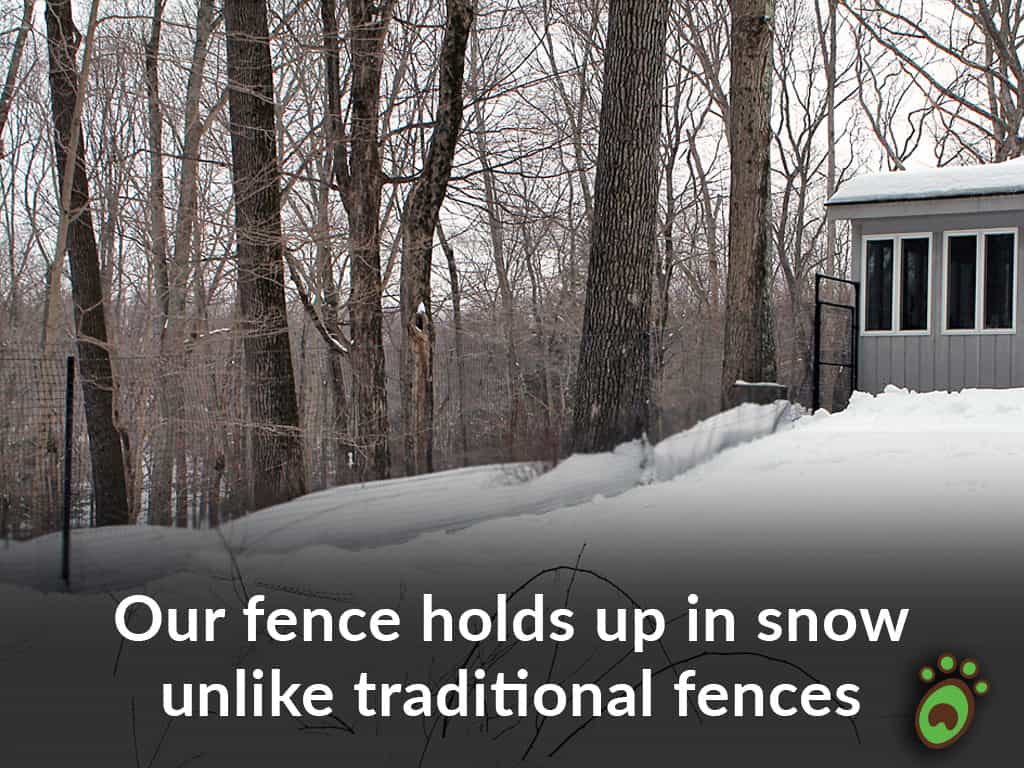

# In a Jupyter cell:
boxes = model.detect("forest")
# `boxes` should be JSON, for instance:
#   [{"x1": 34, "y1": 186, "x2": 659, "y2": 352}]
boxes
[{"x1": 0, "y1": 0, "x2": 1020, "y2": 536}]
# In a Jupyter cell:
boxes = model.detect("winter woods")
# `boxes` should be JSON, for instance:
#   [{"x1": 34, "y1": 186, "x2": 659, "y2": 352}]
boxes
[{"x1": 0, "y1": 0, "x2": 1019, "y2": 534}]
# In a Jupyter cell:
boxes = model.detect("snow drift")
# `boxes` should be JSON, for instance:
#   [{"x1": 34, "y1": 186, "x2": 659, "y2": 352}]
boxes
[{"x1": 0, "y1": 400, "x2": 792, "y2": 593}]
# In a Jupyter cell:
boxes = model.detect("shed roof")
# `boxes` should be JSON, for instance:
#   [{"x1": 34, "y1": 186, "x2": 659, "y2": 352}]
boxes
[{"x1": 826, "y1": 157, "x2": 1024, "y2": 206}]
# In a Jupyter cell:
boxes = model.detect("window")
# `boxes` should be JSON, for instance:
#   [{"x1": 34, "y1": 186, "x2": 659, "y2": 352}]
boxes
[
  {"x1": 947, "y1": 235, "x2": 976, "y2": 330},
  {"x1": 901, "y1": 238, "x2": 929, "y2": 331},
  {"x1": 943, "y1": 229, "x2": 1017, "y2": 333},
  {"x1": 865, "y1": 239, "x2": 893, "y2": 331},
  {"x1": 985, "y1": 233, "x2": 1014, "y2": 329},
  {"x1": 862, "y1": 235, "x2": 931, "y2": 334}
]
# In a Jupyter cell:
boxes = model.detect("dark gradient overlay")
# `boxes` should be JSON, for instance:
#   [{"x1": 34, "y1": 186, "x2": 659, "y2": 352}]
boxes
[{"x1": 0, "y1": 491, "x2": 1019, "y2": 767}]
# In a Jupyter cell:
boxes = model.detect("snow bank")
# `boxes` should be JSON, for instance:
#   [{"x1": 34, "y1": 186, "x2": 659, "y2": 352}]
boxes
[
  {"x1": 0, "y1": 449, "x2": 657, "y2": 593},
  {"x1": 652, "y1": 400, "x2": 796, "y2": 482},
  {"x1": 806, "y1": 384, "x2": 1024, "y2": 432},
  {"x1": 22, "y1": 385, "x2": 1024, "y2": 595},
  {"x1": 0, "y1": 403, "x2": 790, "y2": 593},
  {"x1": 827, "y1": 156, "x2": 1024, "y2": 205}
]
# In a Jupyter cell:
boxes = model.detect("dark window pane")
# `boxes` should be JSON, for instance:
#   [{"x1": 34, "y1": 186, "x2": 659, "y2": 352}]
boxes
[
  {"x1": 984, "y1": 233, "x2": 1015, "y2": 329},
  {"x1": 865, "y1": 239, "x2": 893, "y2": 331},
  {"x1": 947, "y1": 235, "x2": 977, "y2": 330},
  {"x1": 900, "y1": 238, "x2": 929, "y2": 331}
]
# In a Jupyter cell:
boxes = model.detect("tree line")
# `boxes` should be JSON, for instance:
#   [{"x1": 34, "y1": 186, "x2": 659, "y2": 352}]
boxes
[{"x1": 0, "y1": 0, "x2": 1019, "y2": 532}]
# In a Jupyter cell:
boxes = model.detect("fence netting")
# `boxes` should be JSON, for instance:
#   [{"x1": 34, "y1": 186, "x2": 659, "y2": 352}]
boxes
[
  {"x1": 0, "y1": 357, "x2": 72, "y2": 539},
  {"x1": 0, "y1": 333, "x2": 666, "y2": 537},
  {"x1": 2, "y1": 323, "x2": 790, "y2": 539},
  {"x1": 817, "y1": 304, "x2": 856, "y2": 411}
]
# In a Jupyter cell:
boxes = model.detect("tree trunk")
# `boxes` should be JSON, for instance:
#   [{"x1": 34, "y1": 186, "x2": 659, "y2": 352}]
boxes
[
  {"x1": 316, "y1": 0, "x2": 353, "y2": 484},
  {"x1": 145, "y1": 0, "x2": 175, "y2": 525},
  {"x1": 721, "y1": 0, "x2": 778, "y2": 410},
  {"x1": 437, "y1": 222, "x2": 469, "y2": 466},
  {"x1": 399, "y1": 0, "x2": 475, "y2": 476},
  {"x1": 0, "y1": 0, "x2": 33, "y2": 157},
  {"x1": 44, "y1": 0, "x2": 130, "y2": 525},
  {"x1": 523, "y1": 225, "x2": 558, "y2": 465},
  {"x1": 824, "y1": 0, "x2": 837, "y2": 277},
  {"x1": 570, "y1": 0, "x2": 669, "y2": 453},
  {"x1": 223, "y1": 0, "x2": 306, "y2": 508},
  {"x1": 335, "y1": 0, "x2": 394, "y2": 482}
]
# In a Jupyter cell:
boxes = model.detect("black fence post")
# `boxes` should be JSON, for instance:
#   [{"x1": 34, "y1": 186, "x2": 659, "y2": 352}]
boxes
[
  {"x1": 812, "y1": 275, "x2": 822, "y2": 412},
  {"x1": 852, "y1": 280, "x2": 860, "y2": 394},
  {"x1": 62, "y1": 355, "x2": 75, "y2": 590}
]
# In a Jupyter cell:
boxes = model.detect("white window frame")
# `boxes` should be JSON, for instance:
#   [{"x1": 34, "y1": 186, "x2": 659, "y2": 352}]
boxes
[
  {"x1": 860, "y1": 233, "x2": 932, "y2": 337},
  {"x1": 941, "y1": 227, "x2": 1018, "y2": 335}
]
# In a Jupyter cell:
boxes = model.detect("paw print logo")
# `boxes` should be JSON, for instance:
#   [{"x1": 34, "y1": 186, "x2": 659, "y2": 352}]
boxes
[{"x1": 915, "y1": 653, "x2": 989, "y2": 750}]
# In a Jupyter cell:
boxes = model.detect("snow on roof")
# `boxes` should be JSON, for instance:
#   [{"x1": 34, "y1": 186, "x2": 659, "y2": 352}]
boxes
[{"x1": 827, "y1": 157, "x2": 1024, "y2": 206}]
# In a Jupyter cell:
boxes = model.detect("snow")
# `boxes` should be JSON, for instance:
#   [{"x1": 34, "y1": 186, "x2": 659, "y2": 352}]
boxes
[
  {"x1": 4, "y1": 387, "x2": 1024, "y2": 597},
  {"x1": 0, "y1": 402, "x2": 791, "y2": 593},
  {"x1": 652, "y1": 400, "x2": 795, "y2": 482},
  {"x1": 6, "y1": 387, "x2": 1024, "y2": 594},
  {"x1": 827, "y1": 156, "x2": 1024, "y2": 205},
  {"x1": 3, "y1": 387, "x2": 1024, "y2": 763}
]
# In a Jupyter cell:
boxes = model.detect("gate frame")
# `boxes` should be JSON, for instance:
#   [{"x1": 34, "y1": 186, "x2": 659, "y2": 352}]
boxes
[{"x1": 812, "y1": 274, "x2": 860, "y2": 413}]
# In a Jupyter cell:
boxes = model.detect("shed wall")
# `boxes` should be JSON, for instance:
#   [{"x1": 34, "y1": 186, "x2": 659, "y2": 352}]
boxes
[{"x1": 851, "y1": 209, "x2": 1024, "y2": 394}]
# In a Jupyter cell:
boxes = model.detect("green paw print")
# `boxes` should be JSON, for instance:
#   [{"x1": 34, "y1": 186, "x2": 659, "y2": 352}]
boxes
[{"x1": 915, "y1": 653, "x2": 989, "y2": 749}]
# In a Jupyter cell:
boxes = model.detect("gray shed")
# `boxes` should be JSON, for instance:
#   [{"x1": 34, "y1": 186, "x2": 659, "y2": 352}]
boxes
[{"x1": 826, "y1": 159, "x2": 1024, "y2": 395}]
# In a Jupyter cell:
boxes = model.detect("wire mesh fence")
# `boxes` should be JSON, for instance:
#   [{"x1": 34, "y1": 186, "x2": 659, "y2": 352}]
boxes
[
  {"x1": 0, "y1": 339, "x2": 598, "y2": 538},
  {"x1": 1, "y1": 323, "x2": 807, "y2": 540},
  {"x1": 0, "y1": 356, "x2": 79, "y2": 540},
  {"x1": 815, "y1": 304, "x2": 857, "y2": 410}
]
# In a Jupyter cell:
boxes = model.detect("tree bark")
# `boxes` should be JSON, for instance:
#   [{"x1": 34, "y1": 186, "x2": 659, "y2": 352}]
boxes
[
  {"x1": 399, "y1": 0, "x2": 475, "y2": 476},
  {"x1": 44, "y1": 0, "x2": 130, "y2": 524},
  {"x1": 0, "y1": 0, "x2": 33, "y2": 157},
  {"x1": 223, "y1": 0, "x2": 306, "y2": 508},
  {"x1": 823, "y1": 0, "x2": 837, "y2": 276},
  {"x1": 313, "y1": 0, "x2": 353, "y2": 484},
  {"x1": 334, "y1": 0, "x2": 395, "y2": 482},
  {"x1": 144, "y1": 0, "x2": 176, "y2": 525},
  {"x1": 437, "y1": 221, "x2": 468, "y2": 466},
  {"x1": 720, "y1": 0, "x2": 778, "y2": 410},
  {"x1": 570, "y1": 0, "x2": 669, "y2": 453}
]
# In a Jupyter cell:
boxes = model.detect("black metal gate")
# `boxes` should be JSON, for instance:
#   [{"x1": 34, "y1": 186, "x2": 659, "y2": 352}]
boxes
[{"x1": 812, "y1": 274, "x2": 859, "y2": 413}]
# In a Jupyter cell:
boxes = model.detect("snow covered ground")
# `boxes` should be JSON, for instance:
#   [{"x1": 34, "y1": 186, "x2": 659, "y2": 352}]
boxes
[
  {"x1": 5, "y1": 385, "x2": 1024, "y2": 595},
  {"x1": 3, "y1": 388, "x2": 1023, "y2": 766},
  {"x1": 0, "y1": 400, "x2": 795, "y2": 593}
]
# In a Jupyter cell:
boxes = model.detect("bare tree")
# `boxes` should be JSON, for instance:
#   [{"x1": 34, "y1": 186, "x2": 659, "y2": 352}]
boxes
[
  {"x1": 398, "y1": 0, "x2": 475, "y2": 476},
  {"x1": 815, "y1": 0, "x2": 838, "y2": 273},
  {"x1": 467, "y1": 22, "x2": 525, "y2": 462},
  {"x1": 5, "y1": 0, "x2": 1007, "y2": 536},
  {"x1": 721, "y1": 0, "x2": 778, "y2": 408},
  {"x1": 0, "y1": 0, "x2": 33, "y2": 156},
  {"x1": 571, "y1": 0, "x2": 669, "y2": 453},
  {"x1": 44, "y1": 0, "x2": 130, "y2": 524},
  {"x1": 844, "y1": 0, "x2": 1024, "y2": 163},
  {"x1": 223, "y1": 0, "x2": 306, "y2": 507},
  {"x1": 436, "y1": 220, "x2": 468, "y2": 464},
  {"x1": 332, "y1": 0, "x2": 396, "y2": 482}
]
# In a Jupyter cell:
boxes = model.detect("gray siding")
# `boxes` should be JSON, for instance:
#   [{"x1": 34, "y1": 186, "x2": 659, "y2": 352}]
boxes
[{"x1": 851, "y1": 209, "x2": 1024, "y2": 393}]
